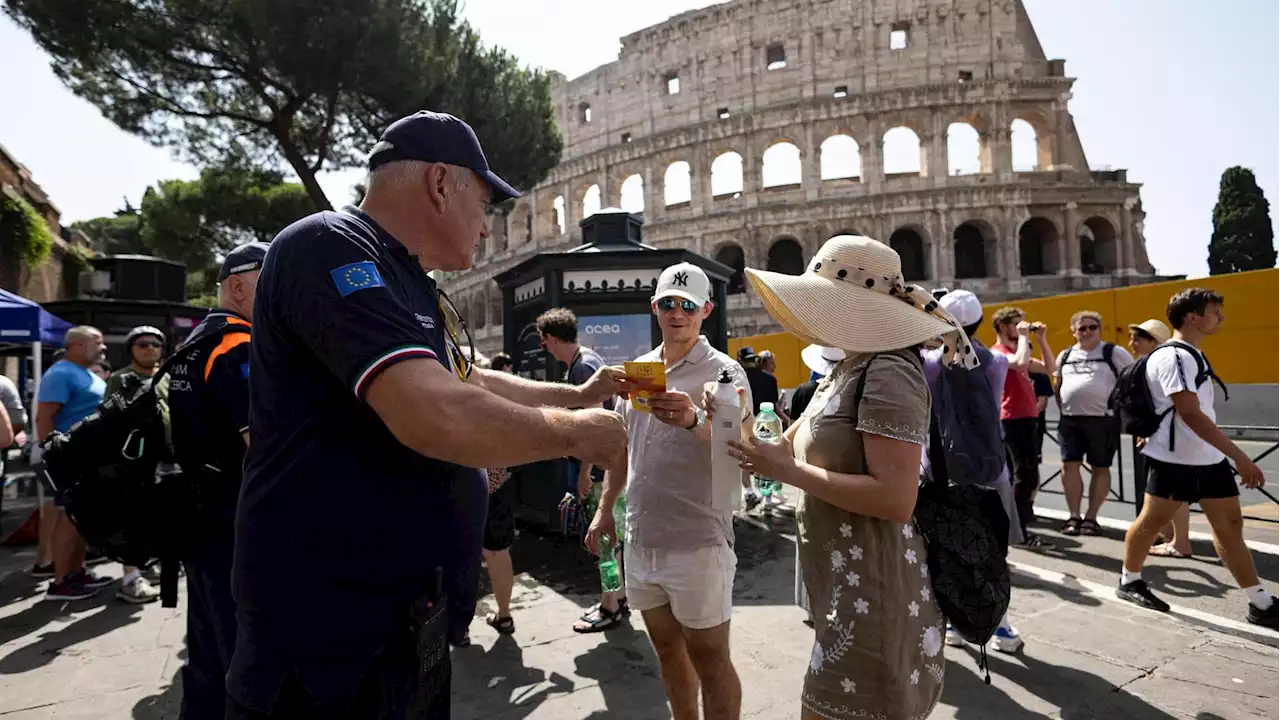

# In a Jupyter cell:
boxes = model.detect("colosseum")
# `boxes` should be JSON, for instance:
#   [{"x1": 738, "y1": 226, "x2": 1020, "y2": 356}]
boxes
[{"x1": 446, "y1": 0, "x2": 1162, "y2": 356}]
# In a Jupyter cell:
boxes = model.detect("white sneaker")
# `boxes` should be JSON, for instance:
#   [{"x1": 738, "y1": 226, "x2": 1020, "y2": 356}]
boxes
[
  {"x1": 944, "y1": 625, "x2": 966, "y2": 647},
  {"x1": 116, "y1": 575, "x2": 161, "y2": 604},
  {"x1": 988, "y1": 625, "x2": 1024, "y2": 654}
]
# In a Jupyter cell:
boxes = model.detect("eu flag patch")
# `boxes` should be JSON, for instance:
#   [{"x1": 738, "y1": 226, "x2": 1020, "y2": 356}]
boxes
[{"x1": 331, "y1": 261, "x2": 385, "y2": 297}]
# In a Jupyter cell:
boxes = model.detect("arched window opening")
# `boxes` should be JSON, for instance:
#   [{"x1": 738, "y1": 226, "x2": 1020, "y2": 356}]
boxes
[
  {"x1": 553, "y1": 195, "x2": 566, "y2": 235},
  {"x1": 762, "y1": 142, "x2": 802, "y2": 188},
  {"x1": 1080, "y1": 216, "x2": 1118, "y2": 274},
  {"x1": 819, "y1": 135, "x2": 861, "y2": 180},
  {"x1": 946, "y1": 122, "x2": 981, "y2": 176},
  {"x1": 766, "y1": 238, "x2": 805, "y2": 276},
  {"x1": 582, "y1": 184, "x2": 601, "y2": 219},
  {"x1": 953, "y1": 223, "x2": 993, "y2": 279},
  {"x1": 620, "y1": 174, "x2": 644, "y2": 213},
  {"x1": 715, "y1": 244, "x2": 747, "y2": 294},
  {"x1": 663, "y1": 161, "x2": 692, "y2": 206},
  {"x1": 1011, "y1": 119, "x2": 1039, "y2": 172},
  {"x1": 711, "y1": 152, "x2": 744, "y2": 197},
  {"x1": 1018, "y1": 217, "x2": 1058, "y2": 275},
  {"x1": 882, "y1": 127, "x2": 921, "y2": 175},
  {"x1": 889, "y1": 228, "x2": 928, "y2": 281}
]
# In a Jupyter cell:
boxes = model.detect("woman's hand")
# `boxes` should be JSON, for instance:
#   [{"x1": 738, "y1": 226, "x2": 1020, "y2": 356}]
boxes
[{"x1": 727, "y1": 436, "x2": 798, "y2": 485}]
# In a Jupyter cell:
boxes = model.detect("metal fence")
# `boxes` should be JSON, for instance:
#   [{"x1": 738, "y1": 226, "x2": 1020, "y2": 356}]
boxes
[{"x1": 1036, "y1": 421, "x2": 1126, "y2": 504}]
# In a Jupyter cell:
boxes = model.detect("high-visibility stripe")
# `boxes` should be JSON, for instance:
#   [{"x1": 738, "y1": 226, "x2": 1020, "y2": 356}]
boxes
[
  {"x1": 204, "y1": 332, "x2": 251, "y2": 381},
  {"x1": 354, "y1": 346, "x2": 438, "y2": 399}
]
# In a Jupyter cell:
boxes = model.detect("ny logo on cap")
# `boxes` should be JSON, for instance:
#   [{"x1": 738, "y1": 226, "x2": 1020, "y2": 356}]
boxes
[{"x1": 673, "y1": 271, "x2": 689, "y2": 287}]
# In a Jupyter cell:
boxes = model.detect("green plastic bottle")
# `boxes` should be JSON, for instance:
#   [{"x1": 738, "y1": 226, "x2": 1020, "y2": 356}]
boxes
[{"x1": 598, "y1": 534, "x2": 622, "y2": 593}]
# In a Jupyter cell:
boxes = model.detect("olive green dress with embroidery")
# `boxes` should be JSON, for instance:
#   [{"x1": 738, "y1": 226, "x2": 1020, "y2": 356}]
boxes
[{"x1": 792, "y1": 350, "x2": 945, "y2": 720}]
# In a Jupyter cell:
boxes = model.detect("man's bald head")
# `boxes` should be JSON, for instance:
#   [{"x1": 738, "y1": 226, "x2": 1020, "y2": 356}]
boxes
[{"x1": 64, "y1": 326, "x2": 105, "y2": 367}]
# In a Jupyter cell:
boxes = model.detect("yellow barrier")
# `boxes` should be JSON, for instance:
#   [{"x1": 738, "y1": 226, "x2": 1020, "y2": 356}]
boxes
[{"x1": 732, "y1": 269, "x2": 1278, "y2": 386}]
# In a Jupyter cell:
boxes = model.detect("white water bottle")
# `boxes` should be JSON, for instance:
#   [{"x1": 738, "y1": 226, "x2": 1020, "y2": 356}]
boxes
[{"x1": 711, "y1": 367, "x2": 742, "y2": 511}]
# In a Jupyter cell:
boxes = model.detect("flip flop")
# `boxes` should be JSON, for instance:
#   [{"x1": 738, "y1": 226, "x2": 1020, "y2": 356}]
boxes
[{"x1": 1149, "y1": 544, "x2": 1192, "y2": 559}]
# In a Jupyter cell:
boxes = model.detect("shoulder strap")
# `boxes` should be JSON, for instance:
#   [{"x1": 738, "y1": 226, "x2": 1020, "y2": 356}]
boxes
[
  {"x1": 1056, "y1": 348, "x2": 1070, "y2": 370},
  {"x1": 1102, "y1": 342, "x2": 1118, "y2": 377}
]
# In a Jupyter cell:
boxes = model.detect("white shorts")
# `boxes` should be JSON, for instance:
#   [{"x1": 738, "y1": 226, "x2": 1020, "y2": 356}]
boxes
[{"x1": 624, "y1": 543, "x2": 736, "y2": 630}]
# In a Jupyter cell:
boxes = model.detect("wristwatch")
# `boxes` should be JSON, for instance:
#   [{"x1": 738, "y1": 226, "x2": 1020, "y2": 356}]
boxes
[{"x1": 685, "y1": 407, "x2": 707, "y2": 431}]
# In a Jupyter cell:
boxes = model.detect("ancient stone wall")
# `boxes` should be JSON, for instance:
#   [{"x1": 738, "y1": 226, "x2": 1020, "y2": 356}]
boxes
[{"x1": 448, "y1": 0, "x2": 1157, "y2": 354}]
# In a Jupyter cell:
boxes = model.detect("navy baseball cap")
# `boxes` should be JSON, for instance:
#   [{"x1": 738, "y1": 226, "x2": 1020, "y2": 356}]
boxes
[
  {"x1": 217, "y1": 242, "x2": 270, "y2": 282},
  {"x1": 367, "y1": 111, "x2": 520, "y2": 203}
]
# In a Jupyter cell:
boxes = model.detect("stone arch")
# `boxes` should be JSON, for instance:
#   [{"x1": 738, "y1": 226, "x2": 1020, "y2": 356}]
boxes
[
  {"x1": 946, "y1": 122, "x2": 982, "y2": 176},
  {"x1": 714, "y1": 242, "x2": 747, "y2": 294},
  {"x1": 882, "y1": 126, "x2": 922, "y2": 175},
  {"x1": 766, "y1": 237, "x2": 805, "y2": 276},
  {"x1": 888, "y1": 226, "x2": 930, "y2": 281},
  {"x1": 819, "y1": 134, "x2": 862, "y2": 180},
  {"x1": 710, "y1": 151, "x2": 745, "y2": 197},
  {"x1": 761, "y1": 141, "x2": 802, "y2": 188},
  {"x1": 1018, "y1": 216, "x2": 1059, "y2": 275},
  {"x1": 471, "y1": 291, "x2": 487, "y2": 329},
  {"x1": 488, "y1": 281, "x2": 502, "y2": 327},
  {"x1": 620, "y1": 173, "x2": 644, "y2": 213},
  {"x1": 1079, "y1": 216, "x2": 1118, "y2": 274},
  {"x1": 581, "y1": 184, "x2": 601, "y2": 219},
  {"x1": 953, "y1": 220, "x2": 998, "y2": 279},
  {"x1": 664, "y1": 161, "x2": 692, "y2": 206},
  {"x1": 552, "y1": 195, "x2": 567, "y2": 235},
  {"x1": 1011, "y1": 110, "x2": 1053, "y2": 171}
]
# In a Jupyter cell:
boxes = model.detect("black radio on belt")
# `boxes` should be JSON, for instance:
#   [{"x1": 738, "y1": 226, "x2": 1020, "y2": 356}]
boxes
[{"x1": 407, "y1": 566, "x2": 451, "y2": 718}]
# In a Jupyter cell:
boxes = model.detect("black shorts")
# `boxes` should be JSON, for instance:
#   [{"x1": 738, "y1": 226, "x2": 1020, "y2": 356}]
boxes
[
  {"x1": 483, "y1": 478, "x2": 517, "y2": 552},
  {"x1": 1145, "y1": 457, "x2": 1238, "y2": 503},
  {"x1": 1059, "y1": 415, "x2": 1119, "y2": 467}
]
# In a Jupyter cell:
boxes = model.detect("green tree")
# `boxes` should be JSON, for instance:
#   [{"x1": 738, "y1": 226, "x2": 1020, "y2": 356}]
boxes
[
  {"x1": 71, "y1": 200, "x2": 145, "y2": 256},
  {"x1": 6, "y1": 0, "x2": 562, "y2": 211},
  {"x1": 1209, "y1": 166, "x2": 1277, "y2": 275}
]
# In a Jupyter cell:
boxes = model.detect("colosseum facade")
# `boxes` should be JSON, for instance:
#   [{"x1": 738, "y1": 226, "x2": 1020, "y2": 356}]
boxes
[{"x1": 446, "y1": 0, "x2": 1161, "y2": 356}]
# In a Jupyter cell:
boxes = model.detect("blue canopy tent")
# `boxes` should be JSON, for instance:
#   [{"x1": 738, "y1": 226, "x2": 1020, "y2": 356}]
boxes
[{"x1": 0, "y1": 287, "x2": 73, "y2": 347}]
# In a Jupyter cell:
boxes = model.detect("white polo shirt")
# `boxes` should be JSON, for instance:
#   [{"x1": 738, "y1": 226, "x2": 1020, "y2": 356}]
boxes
[{"x1": 1140, "y1": 343, "x2": 1225, "y2": 466}]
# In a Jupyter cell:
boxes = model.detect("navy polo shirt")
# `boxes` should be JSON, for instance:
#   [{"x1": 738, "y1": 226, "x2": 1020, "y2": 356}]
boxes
[{"x1": 227, "y1": 207, "x2": 487, "y2": 711}]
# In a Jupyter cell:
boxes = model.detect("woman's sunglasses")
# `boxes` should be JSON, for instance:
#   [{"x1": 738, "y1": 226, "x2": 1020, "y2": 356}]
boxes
[{"x1": 656, "y1": 297, "x2": 701, "y2": 314}]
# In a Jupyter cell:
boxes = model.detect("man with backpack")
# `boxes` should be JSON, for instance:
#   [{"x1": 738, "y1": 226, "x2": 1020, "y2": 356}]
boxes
[
  {"x1": 1053, "y1": 311, "x2": 1135, "y2": 536},
  {"x1": 922, "y1": 291, "x2": 1024, "y2": 655},
  {"x1": 1115, "y1": 289, "x2": 1276, "y2": 628},
  {"x1": 166, "y1": 243, "x2": 264, "y2": 720}
]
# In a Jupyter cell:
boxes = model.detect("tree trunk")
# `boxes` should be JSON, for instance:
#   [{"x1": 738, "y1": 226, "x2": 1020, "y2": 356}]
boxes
[{"x1": 275, "y1": 135, "x2": 334, "y2": 212}]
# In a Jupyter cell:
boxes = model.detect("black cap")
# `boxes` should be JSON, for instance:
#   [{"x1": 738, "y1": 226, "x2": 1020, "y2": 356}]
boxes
[
  {"x1": 367, "y1": 111, "x2": 520, "y2": 203},
  {"x1": 217, "y1": 242, "x2": 270, "y2": 282},
  {"x1": 737, "y1": 346, "x2": 758, "y2": 363}
]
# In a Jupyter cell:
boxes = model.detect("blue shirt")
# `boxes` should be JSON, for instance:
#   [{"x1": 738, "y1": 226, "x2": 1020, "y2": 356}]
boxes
[
  {"x1": 38, "y1": 360, "x2": 105, "y2": 433},
  {"x1": 228, "y1": 208, "x2": 485, "y2": 712}
]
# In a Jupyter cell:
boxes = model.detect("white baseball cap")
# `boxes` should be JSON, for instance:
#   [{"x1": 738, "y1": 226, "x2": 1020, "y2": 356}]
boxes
[
  {"x1": 939, "y1": 289, "x2": 983, "y2": 328},
  {"x1": 654, "y1": 262, "x2": 711, "y2": 306}
]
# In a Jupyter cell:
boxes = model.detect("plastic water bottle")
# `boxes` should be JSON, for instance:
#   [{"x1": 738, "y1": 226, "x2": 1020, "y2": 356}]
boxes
[
  {"x1": 753, "y1": 402, "x2": 785, "y2": 497},
  {"x1": 598, "y1": 534, "x2": 622, "y2": 593},
  {"x1": 612, "y1": 490, "x2": 627, "y2": 544},
  {"x1": 710, "y1": 367, "x2": 743, "y2": 511}
]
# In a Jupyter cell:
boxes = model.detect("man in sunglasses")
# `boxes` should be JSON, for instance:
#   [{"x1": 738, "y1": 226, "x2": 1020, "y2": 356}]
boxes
[
  {"x1": 227, "y1": 112, "x2": 629, "y2": 719},
  {"x1": 1053, "y1": 310, "x2": 1135, "y2": 536},
  {"x1": 587, "y1": 262, "x2": 751, "y2": 720}
]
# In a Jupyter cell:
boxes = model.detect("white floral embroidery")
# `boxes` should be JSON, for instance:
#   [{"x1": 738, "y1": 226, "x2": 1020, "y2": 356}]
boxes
[
  {"x1": 908, "y1": 601, "x2": 920, "y2": 617},
  {"x1": 839, "y1": 522, "x2": 852, "y2": 538},
  {"x1": 845, "y1": 571, "x2": 860, "y2": 587},
  {"x1": 928, "y1": 662, "x2": 945, "y2": 683},
  {"x1": 809, "y1": 641, "x2": 824, "y2": 673},
  {"x1": 921, "y1": 563, "x2": 929, "y2": 579},
  {"x1": 856, "y1": 417, "x2": 927, "y2": 445},
  {"x1": 809, "y1": 620, "x2": 857, "y2": 676},
  {"x1": 910, "y1": 669, "x2": 920, "y2": 685},
  {"x1": 902, "y1": 524, "x2": 914, "y2": 539},
  {"x1": 849, "y1": 545, "x2": 864, "y2": 561},
  {"x1": 840, "y1": 677, "x2": 857, "y2": 694},
  {"x1": 921, "y1": 586, "x2": 931, "y2": 602},
  {"x1": 854, "y1": 598, "x2": 870, "y2": 615},
  {"x1": 830, "y1": 550, "x2": 846, "y2": 572},
  {"x1": 922, "y1": 626, "x2": 943, "y2": 658},
  {"x1": 904, "y1": 548, "x2": 918, "y2": 564}
]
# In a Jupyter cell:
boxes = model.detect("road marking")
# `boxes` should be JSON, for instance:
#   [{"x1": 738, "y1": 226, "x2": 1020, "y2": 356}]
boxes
[
  {"x1": 1010, "y1": 559, "x2": 1280, "y2": 643},
  {"x1": 1033, "y1": 505, "x2": 1280, "y2": 555}
]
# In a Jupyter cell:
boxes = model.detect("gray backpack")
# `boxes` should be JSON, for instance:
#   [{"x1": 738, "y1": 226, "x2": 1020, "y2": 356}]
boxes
[{"x1": 929, "y1": 343, "x2": 1005, "y2": 486}]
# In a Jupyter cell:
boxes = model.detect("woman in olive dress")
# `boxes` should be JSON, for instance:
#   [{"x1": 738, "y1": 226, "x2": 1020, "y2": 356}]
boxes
[{"x1": 721, "y1": 235, "x2": 980, "y2": 720}]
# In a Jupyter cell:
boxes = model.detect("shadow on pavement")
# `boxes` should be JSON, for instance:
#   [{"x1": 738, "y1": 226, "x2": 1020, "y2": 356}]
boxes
[
  {"x1": 452, "y1": 634, "x2": 575, "y2": 719},
  {"x1": 574, "y1": 625, "x2": 666, "y2": 720},
  {"x1": 0, "y1": 565, "x2": 44, "y2": 609},
  {"x1": 944, "y1": 646, "x2": 1178, "y2": 720},
  {"x1": 132, "y1": 668, "x2": 182, "y2": 720},
  {"x1": 0, "y1": 596, "x2": 143, "y2": 674},
  {"x1": 1010, "y1": 567, "x2": 1102, "y2": 608}
]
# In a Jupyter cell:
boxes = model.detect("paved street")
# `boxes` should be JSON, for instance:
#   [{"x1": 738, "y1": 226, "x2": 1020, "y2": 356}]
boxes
[{"x1": 0, "y1": 509, "x2": 1276, "y2": 719}]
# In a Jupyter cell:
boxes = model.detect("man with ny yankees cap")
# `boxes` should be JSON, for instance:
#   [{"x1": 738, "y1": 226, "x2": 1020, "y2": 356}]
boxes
[{"x1": 225, "y1": 112, "x2": 629, "y2": 718}]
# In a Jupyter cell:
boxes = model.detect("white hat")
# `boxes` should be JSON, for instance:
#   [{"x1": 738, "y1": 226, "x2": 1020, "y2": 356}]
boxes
[
  {"x1": 939, "y1": 290, "x2": 983, "y2": 328},
  {"x1": 745, "y1": 235, "x2": 979, "y2": 369},
  {"x1": 801, "y1": 344, "x2": 846, "y2": 376},
  {"x1": 1128, "y1": 319, "x2": 1171, "y2": 344},
  {"x1": 654, "y1": 262, "x2": 711, "y2": 306}
]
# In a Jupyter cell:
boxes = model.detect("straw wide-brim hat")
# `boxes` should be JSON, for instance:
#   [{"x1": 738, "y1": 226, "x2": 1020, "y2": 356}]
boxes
[
  {"x1": 1128, "y1": 319, "x2": 1172, "y2": 344},
  {"x1": 801, "y1": 344, "x2": 846, "y2": 376},
  {"x1": 745, "y1": 235, "x2": 957, "y2": 353}
]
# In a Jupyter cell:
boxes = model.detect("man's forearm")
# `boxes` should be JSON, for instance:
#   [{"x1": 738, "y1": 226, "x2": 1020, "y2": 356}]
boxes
[
  {"x1": 1181, "y1": 408, "x2": 1251, "y2": 465},
  {"x1": 600, "y1": 461, "x2": 628, "y2": 509},
  {"x1": 1011, "y1": 335, "x2": 1032, "y2": 369},
  {"x1": 473, "y1": 367, "x2": 584, "y2": 408}
]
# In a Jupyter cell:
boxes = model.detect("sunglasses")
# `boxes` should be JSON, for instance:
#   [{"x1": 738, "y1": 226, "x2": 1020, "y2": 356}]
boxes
[
  {"x1": 435, "y1": 290, "x2": 475, "y2": 382},
  {"x1": 134, "y1": 341, "x2": 163, "y2": 349},
  {"x1": 656, "y1": 297, "x2": 701, "y2": 314},
  {"x1": 1075, "y1": 324, "x2": 1100, "y2": 332}
]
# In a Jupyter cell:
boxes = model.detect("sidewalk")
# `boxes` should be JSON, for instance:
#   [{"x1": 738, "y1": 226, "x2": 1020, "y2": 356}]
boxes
[{"x1": 1, "y1": 518, "x2": 1276, "y2": 719}]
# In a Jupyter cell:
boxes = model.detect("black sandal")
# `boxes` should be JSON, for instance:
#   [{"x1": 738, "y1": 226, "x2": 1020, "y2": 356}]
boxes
[
  {"x1": 486, "y1": 614, "x2": 515, "y2": 635},
  {"x1": 1061, "y1": 517, "x2": 1083, "y2": 536},
  {"x1": 573, "y1": 603, "x2": 625, "y2": 633},
  {"x1": 1080, "y1": 518, "x2": 1099, "y2": 536}
]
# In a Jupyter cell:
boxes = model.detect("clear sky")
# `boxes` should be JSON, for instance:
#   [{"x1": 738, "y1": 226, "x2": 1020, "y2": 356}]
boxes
[{"x1": 1, "y1": 0, "x2": 1276, "y2": 277}]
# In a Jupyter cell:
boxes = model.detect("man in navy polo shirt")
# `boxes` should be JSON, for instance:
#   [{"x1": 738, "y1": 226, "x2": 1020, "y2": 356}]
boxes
[{"x1": 227, "y1": 111, "x2": 629, "y2": 719}]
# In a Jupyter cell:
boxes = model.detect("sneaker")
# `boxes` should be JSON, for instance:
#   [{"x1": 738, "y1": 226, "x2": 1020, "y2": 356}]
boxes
[
  {"x1": 1247, "y1": 600, "x2": 1279, "y2": 630},
  {"x1": 1116, "y1": 579, "x2": 1171, "y2": 613},
  {"x1": 67, "y1": 568, "x2": 115, "y2": 590},
  {"x1": 30, "y1": 563, "x2": 55, "y2": 579},
  {"x1": 944, "y1": 624, "x2": 966, "y2": 647},
  {"x1": 117, "y1": 576, "x2": 160, "y2": 604},
  {"x1": 42, "y1": 578, "x2": 98, "y2": 602},
  {"x1": 988, "y1": 625, "x2": 1024, "y2": 654}
]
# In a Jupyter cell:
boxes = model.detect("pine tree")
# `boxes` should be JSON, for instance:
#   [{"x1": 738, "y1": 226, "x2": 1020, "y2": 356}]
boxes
[{"x1": 1209, "y1": 166, "x2": 1277, "y2": 275}]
